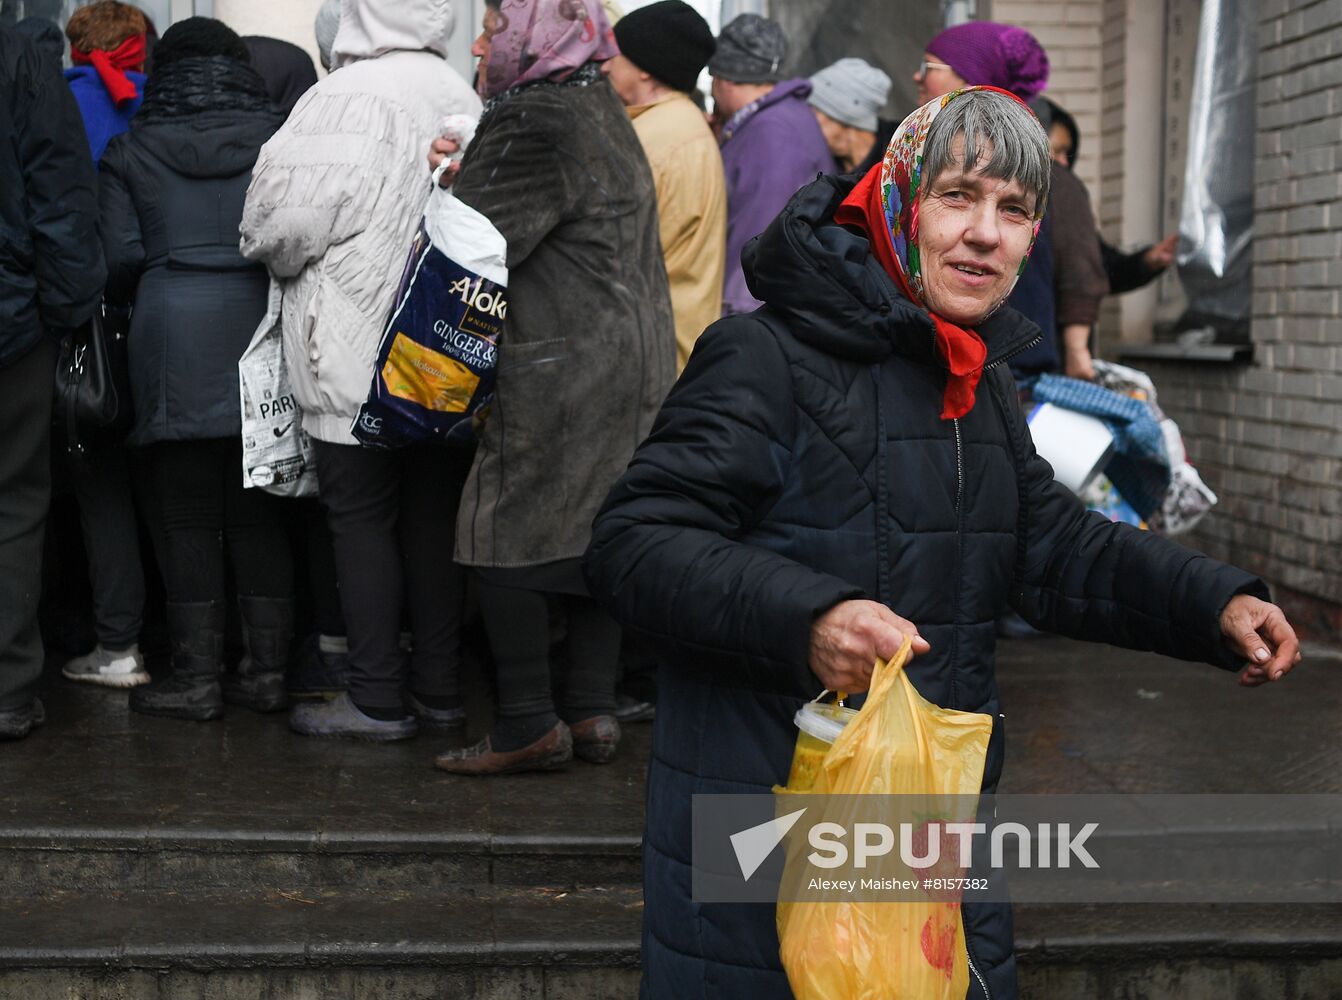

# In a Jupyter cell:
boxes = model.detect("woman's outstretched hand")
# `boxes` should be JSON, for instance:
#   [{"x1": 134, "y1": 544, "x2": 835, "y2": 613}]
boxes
[
  {"x1": 1220, "y1": 594, "x2": 1302, "y2": 686},
  {"x1": 808, "y1": 600, "x2": 931, "y2": 694},
  {"x1": 428, "y1": 136, "x2": 461, "y2": 187}
]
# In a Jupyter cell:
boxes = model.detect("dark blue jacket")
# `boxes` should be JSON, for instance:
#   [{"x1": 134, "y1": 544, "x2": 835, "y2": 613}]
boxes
[
  {"x1": 65, "y1": 65, "x2": 146, "y2": 166},
  {"x1": 0, "y1": 27, "x2": 105, "y2": 369},
  {"x1": 99, "y1": 55, "x2": 281, "y2": 445},
  {"x1": 1005, "y1": 207, "x2": 1057, "y2": 375},
  {"x1": 584, "y1": 174, "x2": 1265, "y2": 999}
]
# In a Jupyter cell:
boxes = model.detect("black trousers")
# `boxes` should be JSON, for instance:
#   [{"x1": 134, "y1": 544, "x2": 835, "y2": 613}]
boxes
[
  {"x1": 148, "y1": 438, "x2": 293, "y2": 607},
  {"x1": 0, "y1": 338, "x2": 56, "y2": 710},
  {"x1": 66, "y1": 444, "x2": 145, "y2": 648},
  {"x1": 313, "y1": 440, "x2": 471, "y2": 711},
  {"x1": 285, "y1": 497, "x2": 345, "y2": 639}
]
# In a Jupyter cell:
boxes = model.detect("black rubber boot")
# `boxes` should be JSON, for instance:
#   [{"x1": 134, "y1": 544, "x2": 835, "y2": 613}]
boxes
[
  {"x1": 130, "y1": 601, "x2": 225, "y2": 721},
  {"x1": 223, "y1": 596, "x2": 293, "y2": 713}
]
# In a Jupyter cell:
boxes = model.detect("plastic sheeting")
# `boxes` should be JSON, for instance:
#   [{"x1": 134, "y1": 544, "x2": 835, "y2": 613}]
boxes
[{"x1": 1176, "y1": 0, "x2": 1257, "y2": 335}]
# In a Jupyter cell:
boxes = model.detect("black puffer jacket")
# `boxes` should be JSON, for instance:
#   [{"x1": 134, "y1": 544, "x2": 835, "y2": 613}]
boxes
[
  {"x1": 0, "y1": 26, "x2": 104, "y2": 369},
  {"x1": 584, "y1": 174, "x2": 1267, "y2": 1000},
  {"x1": 99, "y1": 55, "x2": 282, "y2": 445}
]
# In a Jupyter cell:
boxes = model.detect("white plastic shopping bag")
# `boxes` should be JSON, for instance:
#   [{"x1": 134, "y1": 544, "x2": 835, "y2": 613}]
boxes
[{"x1": 239, "y1": 281, "x2": 317, "y2": 497}]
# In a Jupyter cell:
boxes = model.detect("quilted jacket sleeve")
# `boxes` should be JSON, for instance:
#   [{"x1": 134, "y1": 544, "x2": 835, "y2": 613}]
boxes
[
  {"x1": 96, "y1": 140, "x2": 144, "y2": 309},
  {"x1": 239, "y1": 92, "x2": 393, "y2": 278},
  {"x1": 584, "y1": 318, "x2": 863, "y2": 692},
  {"x1": 995, "y1": 371, "x2": 1268, "y2": 670}
]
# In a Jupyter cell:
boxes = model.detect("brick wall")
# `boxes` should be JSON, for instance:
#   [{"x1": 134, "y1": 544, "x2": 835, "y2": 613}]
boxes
[
  {"x1": 1141, "y1": 0, "x2": 1342, "y2": 641},
  {"x1": 1096, "y1": 0, "x2": 1128, "y2": 342}
]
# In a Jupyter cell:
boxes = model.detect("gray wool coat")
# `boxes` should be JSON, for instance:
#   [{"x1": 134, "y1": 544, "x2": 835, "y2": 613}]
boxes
[{"x1": 451, "y1": 76, "x2": 675, "y2": 569}]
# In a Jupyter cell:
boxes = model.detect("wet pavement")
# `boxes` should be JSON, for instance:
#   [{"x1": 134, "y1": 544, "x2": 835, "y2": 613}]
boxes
[
  {"x1": 7, "y1": 633, "x2": 1338, "y2": 834},
  {"x1": 996, "y1": 635, "x2": 1342, "y2": 795},
  {"x1": 1, "y1": 634, "x2": 1340, "y2": 996}
]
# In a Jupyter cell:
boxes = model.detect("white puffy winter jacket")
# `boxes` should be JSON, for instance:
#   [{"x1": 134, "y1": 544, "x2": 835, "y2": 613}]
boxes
[{"x1": 240, "y1": 0, "x2": 481, "y2": 444}]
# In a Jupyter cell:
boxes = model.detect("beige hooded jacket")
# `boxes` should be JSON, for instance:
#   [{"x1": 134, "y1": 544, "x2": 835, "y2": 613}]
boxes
[{"x1": 240, "y1": 0, "x2": 481, "y2": 444}]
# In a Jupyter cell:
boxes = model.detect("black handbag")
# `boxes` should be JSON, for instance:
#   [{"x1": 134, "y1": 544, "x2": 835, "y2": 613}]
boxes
[{"x1": 53, "y1": 305, "x2": 133, "y2": 453}]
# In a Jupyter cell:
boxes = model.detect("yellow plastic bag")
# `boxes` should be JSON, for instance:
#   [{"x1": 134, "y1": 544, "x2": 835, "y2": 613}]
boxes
[{"x1": 776, "y1": 638, "x2": 993, "y2": 1000}]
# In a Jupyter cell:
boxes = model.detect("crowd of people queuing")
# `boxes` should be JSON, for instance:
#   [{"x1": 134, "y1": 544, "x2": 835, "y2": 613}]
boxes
[
  {"x1": 0, "y1": 2, "x2": 1306, "y2": 997},
  {"x1": 1, "y1": 0, "x2": 1196, "y2": 767}
]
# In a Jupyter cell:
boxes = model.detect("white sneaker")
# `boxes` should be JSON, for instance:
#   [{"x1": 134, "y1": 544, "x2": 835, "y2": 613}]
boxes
[{"x1": 62, "y1": 644, "x2": 150, "y2": 688}]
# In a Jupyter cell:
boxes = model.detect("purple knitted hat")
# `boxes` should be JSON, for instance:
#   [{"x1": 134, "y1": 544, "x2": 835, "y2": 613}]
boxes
[{"x1": 926, "y1": 22, "x2": 1050, "y2": 101}]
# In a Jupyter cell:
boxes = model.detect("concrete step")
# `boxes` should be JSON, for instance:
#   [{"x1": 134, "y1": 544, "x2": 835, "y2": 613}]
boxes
[
  {"x1": 1013, "y1": 902, "x2": 1342, "y2": 999},
  {"x1": 2, "y1": 822, "x2": 641, "y2": 896},
  {"x1": 0, "y1": 681, "x2": 646, "y2": 896},
  {"x1": 0, "y1": 886, "x2": 642, "y2": 1000},
  {"x1": 3, "y1": 893, "x2": 1339, "y2": 999}
]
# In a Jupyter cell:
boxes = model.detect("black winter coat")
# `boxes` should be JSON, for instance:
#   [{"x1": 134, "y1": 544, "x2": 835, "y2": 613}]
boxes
[
  {"x1": 99, "y1": 56, "x2": 282, "y2": 445},
  {"x1": 584, "y1": 175, "x2": 1267, "y2": 1000},
  {"x1": 0, "y1": 26, "x2": 104, "y2": 368}
]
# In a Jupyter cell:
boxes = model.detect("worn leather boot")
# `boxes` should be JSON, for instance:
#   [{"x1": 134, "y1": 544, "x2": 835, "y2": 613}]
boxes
[
  {"x1": 223, "y1": 596, "x2": 293, "y2": 713},
  {"x1": 130, "y1": 601, "x2": 224, "y2": 721}
]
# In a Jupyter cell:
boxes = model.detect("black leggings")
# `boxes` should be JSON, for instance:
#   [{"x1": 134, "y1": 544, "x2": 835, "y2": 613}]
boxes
[
  {"x1": 475, "y1": 581, "x2": 621, "y2": 722},
  {"x1": 149, "y1": 438, "x2": 293, "y2": 605}
]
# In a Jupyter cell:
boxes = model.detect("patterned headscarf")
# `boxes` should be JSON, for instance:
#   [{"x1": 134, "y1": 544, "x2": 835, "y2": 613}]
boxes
[
  {"x1": 478, "y1": 0, "x2": 619, "y2": 100},
  {"x1": 835, "y1": 86, "x2": 1047, "y2": 419}
]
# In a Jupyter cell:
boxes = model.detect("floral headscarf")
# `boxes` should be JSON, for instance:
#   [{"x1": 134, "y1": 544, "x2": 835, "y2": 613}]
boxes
[
  {"x1": 479, "y1": 0, "x2": 618, "y2": 100},
  {"x1": 835, "y1": 86, "x2": 1047, "y2": 419}
]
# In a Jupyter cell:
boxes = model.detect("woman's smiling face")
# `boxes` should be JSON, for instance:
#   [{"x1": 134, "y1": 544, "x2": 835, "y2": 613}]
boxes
[{"x1": 915, "y1": 135, "x2": 1038, "y2": 326}]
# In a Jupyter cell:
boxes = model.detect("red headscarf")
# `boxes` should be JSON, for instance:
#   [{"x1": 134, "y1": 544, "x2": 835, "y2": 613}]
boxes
[
  {"x1": 71, "y1": 33, "x2": 146, "y2": 107},
  {"x1": 834, "y1": 86, "x2": 1046, "y2": 420}
]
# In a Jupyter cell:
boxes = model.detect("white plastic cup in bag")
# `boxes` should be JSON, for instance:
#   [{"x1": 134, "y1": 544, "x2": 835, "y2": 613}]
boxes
[{"x1": 786, "y1": 701, "x2": 860, "y2": 792}]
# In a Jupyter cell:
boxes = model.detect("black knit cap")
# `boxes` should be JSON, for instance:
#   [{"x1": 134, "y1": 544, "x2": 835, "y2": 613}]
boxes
[
  {"x1": 613, "y1": 0, "x2": 715, "y2": 94},
  {"x1": 153, "y1": 16, "x2": 250, "y2": 69}
]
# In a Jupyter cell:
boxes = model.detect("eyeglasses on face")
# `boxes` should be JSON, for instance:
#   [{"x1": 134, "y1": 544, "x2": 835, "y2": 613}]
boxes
[{"x1": 917, "y1": 59, "x2": 954, "y2": 78}]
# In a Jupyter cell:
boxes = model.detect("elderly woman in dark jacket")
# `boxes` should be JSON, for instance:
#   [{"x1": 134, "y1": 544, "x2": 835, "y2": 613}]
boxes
[
  {"x1": 584, "y1": 87, "x2": 1300, "y2": 999},
  {"x1": 99, "y1": 18, "x2": 291, "y2": 722},
  {"x1": 429, "y1": 0, "x2": 674, "y2": 774}
]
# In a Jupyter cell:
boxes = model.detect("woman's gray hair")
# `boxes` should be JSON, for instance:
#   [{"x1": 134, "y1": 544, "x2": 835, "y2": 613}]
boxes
[{"x1": 921, "y1": 89, "x2": 1051, "y2": 210}]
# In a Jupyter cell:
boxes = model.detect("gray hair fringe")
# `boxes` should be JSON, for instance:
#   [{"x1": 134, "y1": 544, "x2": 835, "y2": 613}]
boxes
[{"x1": 921, "y1": 90, "x2": 1051, "y2": 211}]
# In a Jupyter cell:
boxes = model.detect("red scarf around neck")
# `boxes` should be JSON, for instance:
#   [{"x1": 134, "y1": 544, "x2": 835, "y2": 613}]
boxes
[
  {"x1": 834, "y1": 162, "x2": 988, "y2": 421},
  {"x1": 71, "y1": 34, "x2": 146, "y2": 108}
]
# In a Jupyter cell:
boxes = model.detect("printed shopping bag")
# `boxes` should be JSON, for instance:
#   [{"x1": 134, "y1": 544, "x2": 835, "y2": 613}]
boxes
[
  {"x1": 353, "y1": 160, "x2": 507, "y2": 448},
  {"x1": 239, "y1": 282, "x2": 317, "y2": 498}
]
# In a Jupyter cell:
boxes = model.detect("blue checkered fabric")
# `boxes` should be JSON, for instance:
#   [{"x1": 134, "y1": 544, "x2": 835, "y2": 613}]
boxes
[{"x1": 1032, "y1": 374, "x2": 1171, "y2": 519}]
